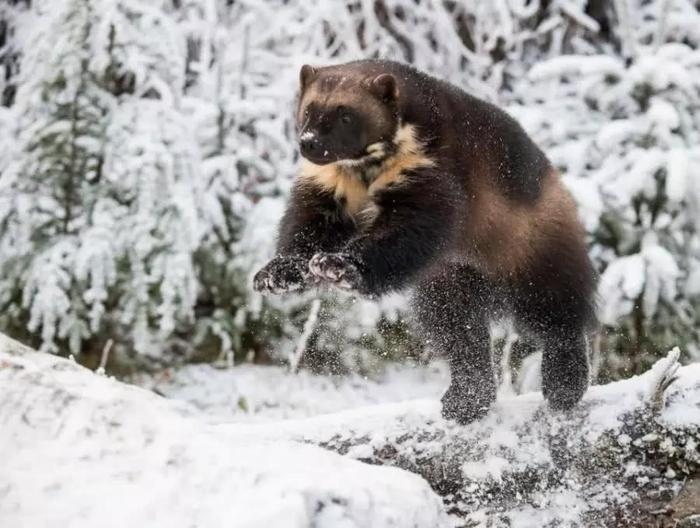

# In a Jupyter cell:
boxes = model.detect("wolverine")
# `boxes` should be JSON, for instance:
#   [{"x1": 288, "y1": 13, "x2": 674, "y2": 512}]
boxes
[{"x1": 254, "y1": 60, "x2": 597, "y2": 424}]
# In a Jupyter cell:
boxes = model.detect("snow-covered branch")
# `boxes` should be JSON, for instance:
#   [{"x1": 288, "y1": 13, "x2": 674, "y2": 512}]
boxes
[{"x1": 289, "y1": 298, "x2": 322, "y2": 374}]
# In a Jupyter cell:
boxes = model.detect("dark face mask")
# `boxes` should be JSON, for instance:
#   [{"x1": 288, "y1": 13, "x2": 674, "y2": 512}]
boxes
[{"x1": 298, "y1": 104, "x2": 369, "y2": 165}]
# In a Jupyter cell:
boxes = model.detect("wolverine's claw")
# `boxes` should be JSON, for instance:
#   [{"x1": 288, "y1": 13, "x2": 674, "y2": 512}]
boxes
[
  {"x1": 309, "y1": 253, "x2": 362, "y2": 291},
  {"x1": 309, "y1": 254, "x2": 344, "y2": 281}
]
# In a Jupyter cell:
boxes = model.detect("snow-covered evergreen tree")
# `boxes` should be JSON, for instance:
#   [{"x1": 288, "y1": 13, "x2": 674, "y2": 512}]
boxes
[
  {"x1": 510, "y1": 0, "x2": 700, "y2": 376},
  {"x1": 0, "y1": 0, "x2": 202, "y2": 360},
  {"x1": 0, "y1": 0, "x2": 697, "y2": 377},
  {"x1": 0, "y1": 0, "x2": 28, "y2": 108}
]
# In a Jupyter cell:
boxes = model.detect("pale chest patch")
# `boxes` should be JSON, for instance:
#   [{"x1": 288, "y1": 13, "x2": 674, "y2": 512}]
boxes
[
  {"x1": 298, "y1": 124, "x2": 433, "y2": 228},
  {"x1": 299, "y1": 161, "x2": 377, "y2": 228}
]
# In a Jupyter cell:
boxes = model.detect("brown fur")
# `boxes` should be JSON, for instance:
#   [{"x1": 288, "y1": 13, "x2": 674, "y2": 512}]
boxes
[
  {"x1": 298, "y1": 112, "x2": 581, "y2": 281},
  {"x1": 461, "y1": 169, "x2": 583, "y2": 277}
]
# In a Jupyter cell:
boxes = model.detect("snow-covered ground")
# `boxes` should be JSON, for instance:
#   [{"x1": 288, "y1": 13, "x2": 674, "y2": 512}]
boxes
[
  {"x1": 3, "y1": 333, "x2": 699, "y2": 527},
  {"x1": 132, "y1": 361, "x2": 449, "y2": 423},
  {"x1": 0, "y1": 335, "x2": 450, "y2": 528}
]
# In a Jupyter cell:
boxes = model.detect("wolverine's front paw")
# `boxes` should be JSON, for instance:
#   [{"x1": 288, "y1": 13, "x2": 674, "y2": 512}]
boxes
[
  {"x1": 253, "y1": 256, "x2": 313, "y2": 294},
  {"x1": 309, "y1": 252, "x2": 364, "y2": 292}
]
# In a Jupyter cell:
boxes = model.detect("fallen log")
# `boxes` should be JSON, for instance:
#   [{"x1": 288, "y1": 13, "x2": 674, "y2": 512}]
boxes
[{"x1": 223, "y1": 349, "x2": 700, "y2": 527}]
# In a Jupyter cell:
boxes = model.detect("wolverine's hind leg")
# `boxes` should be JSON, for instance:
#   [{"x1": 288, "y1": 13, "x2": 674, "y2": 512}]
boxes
[
  {"x1": 510, "y1": 254, "x2": 596, "y2": 411},
  {"x1": 412, "y1": 266, "x2": 500, "y2": 424}
]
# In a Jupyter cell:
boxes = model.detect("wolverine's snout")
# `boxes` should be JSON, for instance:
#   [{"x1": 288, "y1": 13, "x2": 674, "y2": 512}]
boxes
[
  {"x1": 299, "y1": 131, "x2": 333, "y2": 164},
  {"x1": 299, "y1": 131, "x2": 319, "y2": 156}
]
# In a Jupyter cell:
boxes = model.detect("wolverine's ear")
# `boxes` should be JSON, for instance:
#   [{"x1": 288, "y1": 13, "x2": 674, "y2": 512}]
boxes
[
  {"x1": 369, "y1": 73, "x2": 398, "y2": 103},
  {"x1": 300, "y1": 64, "x2": 318, "y2": 91}
]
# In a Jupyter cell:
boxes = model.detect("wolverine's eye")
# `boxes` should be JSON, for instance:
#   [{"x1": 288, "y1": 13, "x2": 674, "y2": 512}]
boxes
[{"x1": 337, "y1": 106, "x2": 352, "y2": 124}]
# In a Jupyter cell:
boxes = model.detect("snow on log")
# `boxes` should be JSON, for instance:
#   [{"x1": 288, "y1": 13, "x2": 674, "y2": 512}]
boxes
[
  {"x1": 0, "y1": 333, "x2": 449, "y2": 528},
  {"x1": 224, "y1": 348, "x2": 700, "y2": 527}
]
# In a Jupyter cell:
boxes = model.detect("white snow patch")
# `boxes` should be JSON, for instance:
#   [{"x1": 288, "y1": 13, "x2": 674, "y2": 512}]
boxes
[
  {"x1": 0, "y1": 336, "x2": 451, "y2": 528},
  {"x1": 134, "y1": 361, "x2": 449, "y2": 423}
]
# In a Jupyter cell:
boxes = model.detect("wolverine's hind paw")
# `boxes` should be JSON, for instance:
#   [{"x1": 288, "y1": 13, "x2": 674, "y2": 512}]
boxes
[
  {"x1": 440, "y1": 380, "x2": 496, "y2": 425},
  {"x1": 309, "y1": 252, "x2": 363, "y2": 292}
]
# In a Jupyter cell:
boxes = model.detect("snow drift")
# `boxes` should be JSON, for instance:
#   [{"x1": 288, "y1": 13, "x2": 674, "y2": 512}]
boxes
[{"x1": 0, "y1": 334, "x2": 448, "y2": 528}]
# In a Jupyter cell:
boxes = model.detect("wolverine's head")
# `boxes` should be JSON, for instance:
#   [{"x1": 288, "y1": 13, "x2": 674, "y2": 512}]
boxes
[{"x1": 296, "y1": 64, "x2": 400, "y2": 166}]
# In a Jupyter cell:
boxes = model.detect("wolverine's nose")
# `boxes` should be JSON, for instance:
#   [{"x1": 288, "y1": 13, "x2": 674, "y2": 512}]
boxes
[{"x1": 299, "y1": 134, "x2": 321, "y2": 158}]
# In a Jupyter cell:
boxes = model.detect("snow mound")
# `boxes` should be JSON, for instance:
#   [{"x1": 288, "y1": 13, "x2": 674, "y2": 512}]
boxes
[{"x1": 0, "y1": 334, "x2": 450, "y2": 528}]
